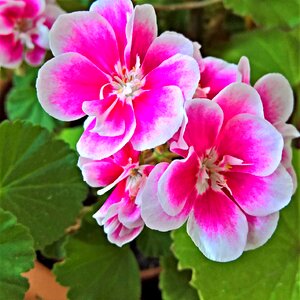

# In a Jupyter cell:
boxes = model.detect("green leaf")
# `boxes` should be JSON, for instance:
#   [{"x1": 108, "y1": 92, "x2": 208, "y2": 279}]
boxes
[
  {"x1": 6, "y1": 86, "x2": 59, "y2": 131},
  {"x1": 219, "y1": 27, "x2": 300, "y2": 86},
  {"x1": 0, "y1": 121, "x2": 88, "y2": 249},
  {"x1": 223, "y1": 0, "x2": 300, "y2": 29},
  {"x1": 172, "y1": 149, "x2": 300, "y2": 300},
  {"x1": 0, "y1": 208, "x2": 35, "y2": 300},
  {"x1": 54, "y1": 215, "x2": 141, "y2": 300},
  {"x1": 57, "y1": 0, "x2": 93, "y2": 12},
  {"x1": 137, "y1": 228, "x2": 172, "y2": 257},
  {"x1": 42, "y1": 235, "x2": 67, "y2": 260},
  {"x1": 57, "y1": 127, "x2": 84, "y2": 151},
  {"x1": 159, "y1": 254, "x2": 199, "y2": 300}
]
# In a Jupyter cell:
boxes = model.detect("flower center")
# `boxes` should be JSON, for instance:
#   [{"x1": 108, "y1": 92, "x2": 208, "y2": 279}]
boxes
[
  {"x1": 196, "y1": 148, "x2": 239, "y2": 195},
  {"x1": 126, "y1": 167, "x2": 146, "y2": 199},
  {"x1": 14, "y1": 18, "x2": 35, "y2": 48},
  {"x1": 111, "y1": 57, "x2": 144, "y2": 101}
]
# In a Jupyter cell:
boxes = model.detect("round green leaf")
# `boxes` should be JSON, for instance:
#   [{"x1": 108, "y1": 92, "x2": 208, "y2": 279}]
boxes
[
  {"x1": 137, "y1": 228, "x2": 172, "y2": 257},
  {"x1": 160, "y1": 254, "x2": 199, "y2": 300},
  {"x1": 54, "y1": 215, "x2": 141, "y2": 300},
  {"x1": 57, "y1": 127, "x2": 84, "y2": 151},
  {"x1": 223, "y1": 0, "x2": 300, "y2": 29},
  {"x1": 172, "y1": 150, "x2": 300, "y2": 300},
  {"x1": 0, "y1": 208, "x2": 35, "y2": 300},
  {"x1": 219, "y1": 28, "x2": 300, "y2": 86},
  {"x1": 6, "y1": 86, "x2": 59, "y2": 131},
  {"x1": 0, "y1": 121, "x2": 88, "y2": 249}
]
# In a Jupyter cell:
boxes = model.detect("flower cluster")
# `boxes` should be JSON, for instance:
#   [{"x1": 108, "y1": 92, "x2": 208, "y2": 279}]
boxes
[
  {"x1": 0, "y1": 0, "x2": 64, "y2": 68},
  {"x1": 36, "y1": 0, "x2": 298, "y2": 262}
]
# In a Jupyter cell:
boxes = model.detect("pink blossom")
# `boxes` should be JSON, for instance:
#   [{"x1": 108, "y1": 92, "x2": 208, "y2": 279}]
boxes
[
  {"x1": 0, "y1": 0, "x2": 64, "y2": 68},
  {"x1": 37, "y1": 0, "x2": 200, "y2": 160},
  {"x1": 140, "y1": 83, "x2": 293, "y2": 262},
  {"x1": 192, "y1": 45, "x2": 242, "y2": 99},
  {"x1": 238, "y1": 56, "x2": 299, "y2": 191},
  {"x1": 79, "y1": 143, "x2": 153, "y2": 246}
]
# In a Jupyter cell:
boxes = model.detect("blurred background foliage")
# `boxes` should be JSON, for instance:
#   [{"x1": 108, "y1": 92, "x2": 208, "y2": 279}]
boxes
[{"x1": 0, "y1": 1, "x2": 299, "y2": 300}]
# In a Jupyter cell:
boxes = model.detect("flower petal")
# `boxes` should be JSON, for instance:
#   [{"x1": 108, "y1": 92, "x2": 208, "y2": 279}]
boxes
[
  {"x1": 125, "y1": 4, "x2": 157, "y2": 68},
  {"x1": 144, "y1": 53, "x2": 200, "y2": 100},
  {"x1": 77, "y1": 106, "x2": 136, "y2": 160},
  {"x1": 187, "y1": 189, "x2": 248, "y2": 262},
  {"x1": 23, "y1": 0, "x2": 45, "y2": 18},
  {"x1": 254, "y1": 73, "x2": 294, "y2": 124},
  {"x1": 25, "y1": 45, "x2": 46, "y2": 66},
  {"x1": 212, "y1": 82, "x2": 264, "y2": 125},
  {"x1": 200, "y1": 56, "x2": 241, "y2": 99},
  {"x1": 37, "y1": 52, "x2": 108, "y2": 121},
  {"x1": 237, "y1": 56, "x2": 250, "y2": 84},
  {"x1": 0, "y1": 34, "x2": 23, "y2": 69},
  {"x1": 90, "y1": 0, "x2": 133, "y2": 60},
  {"x1": 139, "y1": 163, "x2": 190, "y2": 231},
  {"x1": 158, "y1": 149, "x2": 199, "y2": 216},
  {"x1": 245, "y1": 213, "x2": 279, "y2": 251},
  {"x1": 217, "y1": 114, "x2": 283, "y2": 176},
  {"x1": 184, "y1": 99, "x2": 224, "y2": 157},
  {"x1": 0, "y1": 15, "x2": 14, "y2": 34},
  {"x1": 80, "y1": 158, "x2": 124, "y2": 187},
  {"x1": 50, "y1": 11, "x2": 119, "y2": 73},
  {"x1": 131, "y1": 86, "x2": 184, "y2": 150},
  {"x1": 142, "y1": 31, "x2": 194, "y2": 75},
  {"x1": 226, "y1": 164, "x2": 293, "y2": 216},
  {"x1": 82, "y1": 96, "x2": 126, "y2": 137}
]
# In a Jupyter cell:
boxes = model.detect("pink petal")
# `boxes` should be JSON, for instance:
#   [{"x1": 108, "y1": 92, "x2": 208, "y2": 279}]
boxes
[
  {"x1": 200, "y1": 56, "x2": 241, "y2": 99},
  {"x1": 254, "y1": 73, "x2": 294, "y2": 124},
  {"x1": 226, "y1": 164, "x2": 293, "y2": 216},
  {"x1": 113, "y1": 142, "x2": 139, "y2": 166},
  {"x1": 0, "y1": 0, "x2": 25, "y2": 16},
  {"x1": 90, "y1": 0, "x2": 133, "y2": 61},
  {"x1": 118, "y1": 197, "x2": 144, "y2": 229},
  {"x1": 0, "y1": 15, "x2": 14, "y2": 34},
  {"x1": 94, "y1": 180, "x2": 126, "y2": 219},
  {"x1": 144, "y1": 53, "x2": 200, "y2": 100},
  {"x1": 82, "y1": 96, "x2": 126, "y2": 137},
  {"x1": 50, "y1": 11, "x2": 120, "y2": 74},
  {"x1": 212, "y1": 82, "x2": 264, "y2": 125},
  {"x1": 43, "y1": 3, "x2": 65, "y2": 28},
  {"x1": 108, "y1": 222, "x2": 143, "y2": 247},
  {"x1": 37, "y1": 52, "x2": 108, "y2": 121},
  {"x1": 245, "y1": 213, "x2": 279, "y2": 251},
  {"x1": 237, "y1": 56, "x2": 250, "y2": 84},
  {"x1": 158, "y1": 149, "x2": 199, "y2": 216},
  {"x1": 125, "y1": 4, "x2": 157, "y2": 69},
  {"x1": 184, "y1": 99, "x2": 224, "y2": 157},
  {"x1": 25, "y1": 45, "x2": 46, "y2": 66},
  {"x1": 80, "y1": 158, "x2": 124, "y2": 187},
  {"x1": 0, "y1": 34, "x2": 23, "y2": 68},
  {"x1": 217, "y1": 114, "x2": 283, "y2": 176},
  {"x1": 139, "y1": 163, "x2": 190, "y2": 231},
  {"x1": 187, "y1": 189, "x2": 248, "y2": 262},
  {"x1": 23, "y1": 0, "x2": 45, "y2": 18},
  {"x1": 77, "y1": 107, "x2": 136, "y2": 160},
  {"x1": 142, "y1": 31, "x2": 194, "y2": 75},
  {"x1": 131, "y1": 86, "x2": 184, "y2": 150}
]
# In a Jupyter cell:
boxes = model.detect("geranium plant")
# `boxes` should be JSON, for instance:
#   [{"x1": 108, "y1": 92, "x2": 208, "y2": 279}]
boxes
[{"x1": 0, "y1": 0, "x2": 299, "y2": 299}]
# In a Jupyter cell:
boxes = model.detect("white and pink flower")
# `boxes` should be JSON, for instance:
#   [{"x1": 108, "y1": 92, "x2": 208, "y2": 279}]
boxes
[
  {"x1": 37, "y1": 0, "x2": 200, "y2": 160},
  {"x1": 0, "y1": 0, "x2": 64, "y2": 68},
  {"x1": 140, "y1": 83, "x2": 293, "y2": 262},
  {"x1": 79, "y1": 143, "x2": 153, "y2": 246},
  {"x1": 238, "y1": 56, "x2": 299, "y2": 191}
]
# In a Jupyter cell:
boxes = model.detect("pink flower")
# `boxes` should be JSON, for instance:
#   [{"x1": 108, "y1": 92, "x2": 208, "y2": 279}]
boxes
[
  {"x1": 192, "y1": 46, "x2": 242, "y2": 99},
  {"x1": 79, "y1": 143, "x2": 153, "y2": 246},
  {"x1": 37, "y1": 0, "x2": 200, "y2": 160},
  {"x1": 238, "y1": 56, "x2": 299, "y2": 191},
  {"x1": 140, "y1": 83, "x2": 293, "y2": 262},
  {"x1": 0, "y1": 0, "x2": 64, "y2": 68}
]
